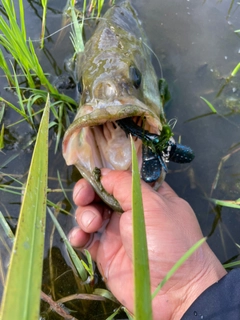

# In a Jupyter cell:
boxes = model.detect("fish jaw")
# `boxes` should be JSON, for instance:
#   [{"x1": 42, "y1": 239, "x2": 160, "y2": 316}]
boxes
[{"x1": 62, "y1": 99, "x2": 164, "y2": 212}]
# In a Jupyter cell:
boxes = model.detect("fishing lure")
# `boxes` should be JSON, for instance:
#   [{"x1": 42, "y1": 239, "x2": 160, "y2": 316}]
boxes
[{"x1": 116, "y1": 117, "x2": 194, "y2": 183}]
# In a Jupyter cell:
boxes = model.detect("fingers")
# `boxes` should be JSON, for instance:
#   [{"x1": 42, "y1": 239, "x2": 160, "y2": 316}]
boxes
[
  {"x1": 100, "y1": 169, "x2": 180, "y2": 210},
  {"x1": 73, "y1": 179, "x2": 97, "y2": 206},
  {"x1": 68, "y1": 226, "x2": 92, "y2": 248},
  {"x1": 100, "y1": 169, "x2": 139, "y2": 211},
  {"x1": 70, "y1": 179, "x2": 113, "y2": 252},
  {"x1": 70, "y1": 169, "x2": 181, "y2": 253},
  {"x1": 68, "y1": 226, "x2": 101, "y2": 260},
  {"x1": 73, "y1": 171, "x2": 180, "y2": 210}
]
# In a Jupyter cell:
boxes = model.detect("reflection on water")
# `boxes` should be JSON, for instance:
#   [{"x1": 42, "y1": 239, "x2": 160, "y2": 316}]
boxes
[{"x1": 0, "y1": 0, "x2": 240, "y2": 317}]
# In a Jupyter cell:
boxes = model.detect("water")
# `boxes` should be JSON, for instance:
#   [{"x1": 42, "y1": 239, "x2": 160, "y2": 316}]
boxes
[{"x1": 0, "y1": 0, "x2": 240, "y2": 318}]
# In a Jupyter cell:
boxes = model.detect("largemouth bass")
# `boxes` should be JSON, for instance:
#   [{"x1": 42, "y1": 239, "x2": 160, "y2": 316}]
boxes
[{"x1": 62, "y1": 1, "x2": 193, "y2": 212}]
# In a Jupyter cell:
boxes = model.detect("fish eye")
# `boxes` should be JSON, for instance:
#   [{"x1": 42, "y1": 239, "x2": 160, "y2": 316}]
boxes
[
  {"x1": 78, "y1": 77, "x2": 83, "y2": 95},
  {"x1": 129, "y1": 66, "x2": 141, "y2": 89}
]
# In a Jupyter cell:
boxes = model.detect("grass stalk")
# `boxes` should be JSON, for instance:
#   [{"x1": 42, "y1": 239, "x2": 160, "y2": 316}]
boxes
[
  {"x1": 0, "y1": 96, "x2": 49, "y2": 320},
  {"x1": 231, "y1": 62, "x2": 240, "y2": 76},
  {"x1": 152, "y1": 238, "x2": 206, "y2": 299},
  {"x1": 0, "y1": 124, "x2": 4, "y2": 150},
  {"x1": 40, "y1": 0, "x2": 48, "y2": 49},
  {"x1": 47, "y1": 207, "x2": 91, "y2": 292},
  {"x1": 200, "y1": 96, "x2": 217, "y2": 113},
  {"x1": 0, "y1": 0, "x2": 62, "y2": 95},
  {"x1": 131, "y1": 136, "x2": 153, "y2": 320}
]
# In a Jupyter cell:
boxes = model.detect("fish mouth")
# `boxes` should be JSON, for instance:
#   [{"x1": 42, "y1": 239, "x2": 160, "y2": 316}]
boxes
[{"x1": 62, "y1": 97, "x2": 163, "y2": 211}]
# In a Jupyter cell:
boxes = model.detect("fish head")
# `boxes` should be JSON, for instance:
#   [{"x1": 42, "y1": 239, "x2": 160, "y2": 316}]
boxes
[{"x1": 63, "y1": 2, "x2": 166, "y2": 211}]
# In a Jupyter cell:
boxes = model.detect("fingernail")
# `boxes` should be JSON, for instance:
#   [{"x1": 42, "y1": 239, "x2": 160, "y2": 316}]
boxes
[
  {"x1": 73, "y1": 185, "x2": 83, "y2": 201},
  {"x1": 68, "y1": 227, "x2": 80, "y2": 242},
  {"x1": 81, "y1": 210, "x2": 97, "y2": 227},
  {"x1": 101, "y1": 168, "x2": 112, "y2": 176}
]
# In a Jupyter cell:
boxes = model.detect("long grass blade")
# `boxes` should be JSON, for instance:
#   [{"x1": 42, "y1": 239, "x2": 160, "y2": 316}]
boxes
[
  {"x1": 131, "y1": 136, "x2": 153, "y2": 320},
  {"x1": 210, "y1": 198, "x2": 240, "y2": 209},
  {"x1": 0, "y1": 124, "x2": 4, "y2": 150},
  {"x1": 200, "y1": 96, "x2": 217, "y2": 113},
  {"x1": 223, "y1": 261, "x2": 240, "y2": 268},
  {"x1": 47, "y1": 207, "x2": 90, "y2": 289},
  {"x1": 0, "y1": 211, "x2": 15, "y2": 242},
  {"x1": 231, "y1": 62, "x2": 240, "y2": 76},
  {"x1": 70, "y1": 1, "x2": 85, "y2": 53},
  {"x1": 152, "y1": 237, "x2": 206, "y2": 299},
  {"x1": 0, "y1": 96, "x2": 50, "y2": 320},
  {"x1": 40, "y1": 0, "x2": 48, "y2": 48}
]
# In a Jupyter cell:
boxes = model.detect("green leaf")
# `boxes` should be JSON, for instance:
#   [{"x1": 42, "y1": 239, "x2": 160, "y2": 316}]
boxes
[
  {"x1": 93, "y1": 288, "x2": 119, "y2": 303},
  {"x1": 105, "y1": 307, "x2": 121, "y2": 320},
  {"x1": 0, "y1": 211, "x2": 14, "y2": 241},
  {"x1": 223, "y1": 261, "x2": 240, "y2": 269},
  {"x1": 200, "y1": 96, "x2": 217, "y2": 113},
  {"x1": 47, "y1": 207, "x2": 90, "y2": 287},
  {"x1": 231, "y1": 63, "x2": 240, "y2": 77},
  {"x1": 0, "y1": 124, "x2": 4, "y2": 150},
  {"x1": 152, "y1": 237, "x2": 207, "y2": 299},
  {"x1": 211, "y1": 198, "x2": 240, "y2": 209},
  {"x1": 0, "y1": 95, "x2": 50, "y2": 320},
  {"x1": 131, "y1": 136, "x2": 153, "y2": 320}
]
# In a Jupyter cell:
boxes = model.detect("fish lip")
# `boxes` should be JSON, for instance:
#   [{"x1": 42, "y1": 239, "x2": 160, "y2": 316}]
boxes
[
  {"x1": 62, "y1": 99, "x2": 163, "y2": 212},
  {"x1": 63, "y1": 99, "x2": 161, "y2": 156}
]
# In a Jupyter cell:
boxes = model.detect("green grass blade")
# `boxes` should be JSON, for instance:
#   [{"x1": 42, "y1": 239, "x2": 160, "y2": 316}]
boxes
[
  {"x1": 0, "y1": 101, "x2": 5, "y2": 123},
  {"x1": 200, "y1": 96, "x2": 217, "y2": 113},
  {"x1": 47, "y1": 207, "x2": 90, "y2": 287},
  {"x1": 40, "y1": 0, "x2": 48, "y2": 48},
  {"x1": 0, "y1": 211, "x2": 15, "y2": 242},
  {"x1": 223, "y1": 261, "x2": 240, "y2": 269},
  {"x1": 70, "y1": 2, "x2": 85, "y2": 53},
  {"x1": 0, "y1": 124, "x2": 4, "y2": 150},
  {"x1": 210, "y1": 198, "x2": 240, "y2": 209},
  {"x1": 231, "y1": 63, "x2": 240, "y2": 76},
  {"x1": 0, "y1": 95, "x2": 50, "y2": 320},
  {"x1": 152, "y1": 237, "x2": 206, "y2": 299},
  {"x1": 19, "y1": 0, "x2": 27, "y2": 42},
  {"x1": 0, "y1": 97, "x2": 28, "y2": 120},
  {"x1": 131, "y1": 136, "x2": 153, "y2": 320},
  {"x1": 0, "y1": 50, "x2": 14, "y2": 85}
]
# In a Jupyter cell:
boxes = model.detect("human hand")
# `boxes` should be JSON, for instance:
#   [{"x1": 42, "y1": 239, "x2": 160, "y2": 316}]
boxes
[{"x1": 69, "y1": 169, "x2": 226, "y2": 320}]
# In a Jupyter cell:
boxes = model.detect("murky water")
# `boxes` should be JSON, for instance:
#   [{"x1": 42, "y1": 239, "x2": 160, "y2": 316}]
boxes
[{"x1": 0, "y1": 0, "x2": 240, "y2": 318}]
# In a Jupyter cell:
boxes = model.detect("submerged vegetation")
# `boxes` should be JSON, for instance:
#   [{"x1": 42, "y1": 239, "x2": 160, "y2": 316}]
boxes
[{"x1": 0, "y1": 0, "x2": 240, "y2": 319}]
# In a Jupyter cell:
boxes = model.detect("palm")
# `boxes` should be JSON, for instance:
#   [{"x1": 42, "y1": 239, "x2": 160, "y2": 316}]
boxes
[
  {"x1": 70, "y1": 171, "x2": 224, "y2": 319},
  {"x1": 88, "y1": 185, "x2": 204, "y2": 316}
]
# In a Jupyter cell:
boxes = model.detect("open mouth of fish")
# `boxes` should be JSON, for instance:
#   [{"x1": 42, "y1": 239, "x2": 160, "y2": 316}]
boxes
[{"x1": 62, "y1": 97, "x2": 164, "y2": 211}]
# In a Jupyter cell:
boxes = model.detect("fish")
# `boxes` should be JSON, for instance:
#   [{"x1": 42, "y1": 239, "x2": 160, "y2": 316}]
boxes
[{"x1": 62, "y1": 1, "x2": 193, "y2": 212}]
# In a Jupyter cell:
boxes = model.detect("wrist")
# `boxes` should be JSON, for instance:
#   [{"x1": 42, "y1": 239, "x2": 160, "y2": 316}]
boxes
[{"x1": 171, "y1": 244, "x2": 227, "y2": 320}]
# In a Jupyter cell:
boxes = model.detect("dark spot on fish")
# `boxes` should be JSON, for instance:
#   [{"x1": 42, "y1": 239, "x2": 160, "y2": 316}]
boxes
[
  {"x1": 78, "y1": 77, "x2": 83, "y2": 95},
  {"x1": 129, "y1": 66, "x2": 141, "y2": 89}
]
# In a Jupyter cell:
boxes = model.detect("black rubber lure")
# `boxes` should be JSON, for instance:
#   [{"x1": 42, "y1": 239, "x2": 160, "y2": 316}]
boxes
[{"x1": 116, "y1": 118, "x2": 194, "y2": 183}]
